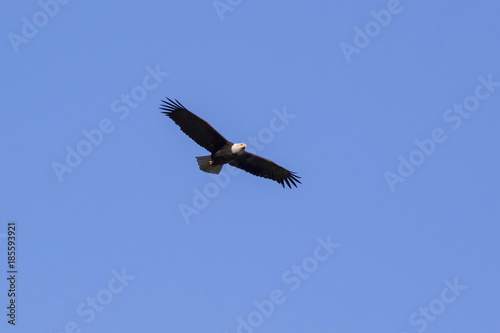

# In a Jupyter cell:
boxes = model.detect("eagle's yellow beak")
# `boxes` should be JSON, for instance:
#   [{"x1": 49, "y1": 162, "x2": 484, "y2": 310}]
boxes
[{"x1": 242, "y1": 144, "x2": 247, "y2": 148}]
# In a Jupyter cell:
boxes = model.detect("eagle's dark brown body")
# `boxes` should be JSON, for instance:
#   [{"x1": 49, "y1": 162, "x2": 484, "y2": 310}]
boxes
[{"x1": 211, "y1": 143, "x2": 238, "y2": 165}]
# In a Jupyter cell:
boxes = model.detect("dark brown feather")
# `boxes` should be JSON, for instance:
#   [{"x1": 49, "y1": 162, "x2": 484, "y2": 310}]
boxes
[
  {"x1": 230, "y1": 152, "x2": 301, "y2": 188},
  {"x1": 160, "y1": 98, "x2": 228, "y2": 153}
]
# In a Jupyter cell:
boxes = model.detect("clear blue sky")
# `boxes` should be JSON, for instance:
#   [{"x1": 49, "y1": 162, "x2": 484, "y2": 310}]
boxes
[{"x1": 2, "y1": 1, "x2": 499, "y2": 332}]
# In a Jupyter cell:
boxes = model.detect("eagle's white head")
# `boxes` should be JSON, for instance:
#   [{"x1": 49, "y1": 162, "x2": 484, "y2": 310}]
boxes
[{"x1": 231, "y1": 143, "x2": 247, "y2": 155}]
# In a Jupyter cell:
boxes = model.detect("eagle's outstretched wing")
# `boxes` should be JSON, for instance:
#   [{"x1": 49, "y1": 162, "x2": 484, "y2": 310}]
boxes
[
  {"x1": 160, "y1": 98, "x2": 228, "y2": 153},
  {"x1": 230, "y1": 152, "x2": 301, "y2": 188}
]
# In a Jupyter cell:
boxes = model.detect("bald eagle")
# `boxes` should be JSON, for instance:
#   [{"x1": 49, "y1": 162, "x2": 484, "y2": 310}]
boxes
[{"x1": 160, "y1": 98, "x2": 301, "y2": 188}]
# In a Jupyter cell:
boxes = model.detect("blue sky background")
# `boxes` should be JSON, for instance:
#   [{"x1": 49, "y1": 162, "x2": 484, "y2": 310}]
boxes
[{"x1": 1, "y1": 1, "x2": 500, "y2": 332}]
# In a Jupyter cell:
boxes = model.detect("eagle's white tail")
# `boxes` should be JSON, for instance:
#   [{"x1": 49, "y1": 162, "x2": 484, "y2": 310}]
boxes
[{"x1": 196, "y1": 155, "x2": 223, "y2": 174}]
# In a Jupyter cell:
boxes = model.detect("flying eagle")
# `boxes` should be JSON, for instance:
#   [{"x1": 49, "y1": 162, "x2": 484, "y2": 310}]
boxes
[{"x1": 160, "y1": 98, "x2": 301, "y2": 188}]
